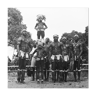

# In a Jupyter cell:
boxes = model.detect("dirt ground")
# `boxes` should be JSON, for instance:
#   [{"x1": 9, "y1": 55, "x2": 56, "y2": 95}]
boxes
[{"x1": 8, "y1": 72, "x2": 88, "y2": 88}]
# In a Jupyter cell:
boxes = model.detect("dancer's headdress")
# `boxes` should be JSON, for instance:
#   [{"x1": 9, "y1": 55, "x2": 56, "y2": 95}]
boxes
[
  {"x1": 36, "y1": 14, "x2": 46, "y2": 21},
  {"x1": 53, "y1": 34, "x2": 59, "y2": 38}
]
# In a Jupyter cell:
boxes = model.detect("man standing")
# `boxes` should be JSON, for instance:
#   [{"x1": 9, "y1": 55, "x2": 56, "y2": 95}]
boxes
[
  {"x1": 17, "y1": 37, "x2": 26, "y2": 83},
  {"x1": 72, "y1": 35, "x2": 83, "y2": 81},
  {"x1": 43, "y1": 38, "x2": 51, "y2": 81},
  {"x1": 49, "y1": 34, "x2": 63, "y2": 82},
  {"x1": 35, "y1": 15, "x2": 48, "y2": 41},
  {"x1": 61, "y1": 37, "x2": 70, "y2": 82}
]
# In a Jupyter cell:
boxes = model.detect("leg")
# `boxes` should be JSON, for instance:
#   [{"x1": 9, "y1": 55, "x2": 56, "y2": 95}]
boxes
[
  {"x1": 17, "y1": 58, "x2": 22, "y2": 82},
  {"x1": 41, "y1": 31, "x2": 45, "y2": 39},
  {"x1": 59, "y1": 62, "x2": 63, "y2": 82},
  {"x1": 63, "y1": 61, "x2": 66, "y2": 82},
  {"x1": 35, "y1": 67, "x2": 37, "y2": 80},
  {"x1": 44, "y1": 69, "x2": 47, "y2": 81},
  {"x1": 37, "y1": 31, "x2": 40, "y2": 40},
  {"x1": 77, "y1": 59, "x2": 81, "y2": 81},
  {"x1": 62, "y1": 61, "x2": 65, "y2": 81},
  {"x1": 44, "y1": 61, "x2": 47, "y2": 81},
  {"x1": 74, "y1": 60, "x2": 77, "y2": 82},
  {"x1": 62, "y1": 71, "x2": 64, "y2": 81},
  {"x1": 52, "y1": 71, "x2": 56, "y2": 83},
  {"x1": 52, "y1": 61, "x2": 56, "y2": 82},
  {"x1": 17, "y1": 70, "x2": 20, "y2": 82},
  {"x1": 65, "y1": 62, "x2": 69, "y2": 82},
  {"x1": 46, "y1": 61, "x2": 50, "y2": 81},
  {"x1": 65, "y1": 72, "x2": 67, "y2": 82},
  {"x1": 31, "y1": 67, "x2": 35, "y2": 81},
  {"x1": 36, "y1": 61, "x2": 39, "y2": 82},
  {"x1": 44, "y1": 60, "x2": 48, "y2": 81},
  {"x1": 56, "y1": 61, "x2": 60, "y2": 82},
  {"x1": 57, "y1": 70, "x2": 59, "y2": 82},
  {"x1": 33, "y1": 67, "x2": 35, "y2": 81},
  {"x1": 31, "y1": 57, "x2": 36, "y2": 80},
  {"x1": 46, "y1": 70, "x2": 49, "y2": 81},
  {"x1": 54, "y1": 61, "x2": 56, "y2": 82},
  {"x1": 41, "y1": 60, "x2": 44, "y2": 82},
  {"x1": 59, "y1": 60, "x2": 64, "y2": 82},
  {"x1": 27, "y1": 68, "x2": 31, "y2": 77},
  {"x1": 21, "y1": 70, "x2": 25, "y2": 83},
  {"x1": 20, "y1": 58, "x2": 26, "y2": 83},
  {"x1": 19, "y1": 71, "x2": 22, "y2": 82}
]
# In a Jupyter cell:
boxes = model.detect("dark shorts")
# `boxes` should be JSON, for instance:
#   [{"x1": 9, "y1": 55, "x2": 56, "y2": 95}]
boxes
[
  {"x1": 62, "y1": 61, "x2": 69, "y2": 70},
  {"x1": 36, "y1": 60, "x2": 44, "y2": 71},
  {"x1": 74, "y1": 60, "x2": 80, "y2": 70},
  {"x1": 44, "y1": 57, "x2": 50, "y2": 70},
  {"x1": 18, "y1": 57, "x2": 26, "y2": 69},
  {"x1": 37, "y1": 31, "x2": 45, "y2": 39},
  {"x1": 52, "y1": 60, "x2": 59, "y2": 70}
]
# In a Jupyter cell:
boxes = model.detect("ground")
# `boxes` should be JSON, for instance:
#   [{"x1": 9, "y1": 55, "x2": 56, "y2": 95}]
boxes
[{"x1": 8, "y1": 71, "x2": 88, "y2": 88}]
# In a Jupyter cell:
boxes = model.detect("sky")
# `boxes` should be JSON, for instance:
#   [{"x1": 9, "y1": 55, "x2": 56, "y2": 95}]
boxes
[
  {"x1": 17, "y1": 7, "x2": 88, "y2": 40},
  {"x1": 8, "y1": 7, "x2": 88, "y2": 59}
]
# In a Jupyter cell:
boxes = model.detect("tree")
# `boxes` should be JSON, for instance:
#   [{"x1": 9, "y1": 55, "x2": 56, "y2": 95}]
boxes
[
  {"x1": 61, "y1": 30, "x2": 85, "y2": 48},
  {"x1": 8, "y1": 8, "x2": 22, "y2": 25},
  {"x1": 85, "y1": 26, "x2": 88, "y2": 47},
  {"x1": 8, "y1": 8, "x2": 27, "y2": 46}
]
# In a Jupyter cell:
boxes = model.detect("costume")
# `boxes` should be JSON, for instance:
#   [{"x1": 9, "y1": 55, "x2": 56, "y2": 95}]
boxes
[{"x1": 35, "y1": 15, "x2": 47, "y2": 40}]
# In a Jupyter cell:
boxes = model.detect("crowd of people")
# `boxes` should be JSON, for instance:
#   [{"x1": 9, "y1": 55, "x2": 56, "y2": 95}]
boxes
[
  {"x1": 13, "y1": 33, "x2": 88, "y2": 84},
  {"x1": 8, "y1": 15, "x2": 88, "y2": 84}
]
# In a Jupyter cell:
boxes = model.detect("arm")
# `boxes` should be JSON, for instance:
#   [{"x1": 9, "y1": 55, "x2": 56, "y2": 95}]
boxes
[
  {"x1": 60, "y1": 43, "x2": 64, "y2": 57},
  {"x1": 28, "y1": 42, "x2": 32, "y2": 53},
  {"x1": 78, "y1": 44, "x2": 83, "y2": 58},
  {"x1": 17, "y1": 42, "x2": 21, "y2": 57},
  {"x1": 49, "y1": 43, "x2": 53, "y2": 55},
  {"x1": 17, "y1": 44, "x2": 20, "y2": 53},
  {"x1": 79, "y1": 44, "x2": 83, "y2": 57},
  {"x1": 48, "y1": 44, "x2": 52, "y2": 62},
  {"x1": 43, "y1": 23, "x2": 48, "y2": 29},
  {"x1": 34, "y1": 23, "x2": 38, "y2": 30}
]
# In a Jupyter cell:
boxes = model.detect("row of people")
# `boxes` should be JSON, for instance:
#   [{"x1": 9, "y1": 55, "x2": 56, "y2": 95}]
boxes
[{"x1": 17, "y1": 34, "x2": 82, "y2": 83}]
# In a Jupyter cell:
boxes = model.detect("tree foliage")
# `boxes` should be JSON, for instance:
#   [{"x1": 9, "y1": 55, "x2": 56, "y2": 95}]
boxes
[
  {"x1": 61, "y1": 26, "x2": 90, "y2": 46},
  {"x1": 8, "y1": 8, "x2": 23, "y2": 25},
  {"x1": 85, "y1": 26, "x2": 88, "y2": 47},
  {"x1": 8, "y1": 8, "x2": 27, "y2": 46},
  {"x1": 61, "y1": 26, "x2": 89, "y2": 63}
]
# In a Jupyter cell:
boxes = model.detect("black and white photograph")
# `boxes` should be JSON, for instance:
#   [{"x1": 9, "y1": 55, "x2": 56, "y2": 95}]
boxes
[{"x1": 8, "y1": 7, "x2": 88, "y2": 88}]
